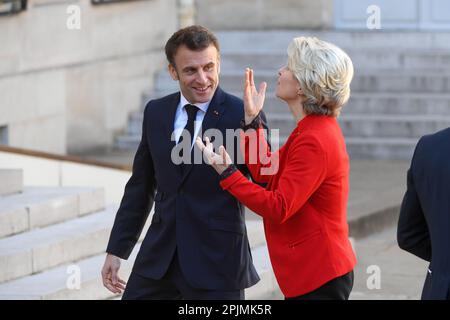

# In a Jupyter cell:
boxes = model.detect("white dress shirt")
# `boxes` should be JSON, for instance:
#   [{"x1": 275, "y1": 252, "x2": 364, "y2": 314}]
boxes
[{"x1": 173, "y1": 92, "x2": 211, "y2": 148}]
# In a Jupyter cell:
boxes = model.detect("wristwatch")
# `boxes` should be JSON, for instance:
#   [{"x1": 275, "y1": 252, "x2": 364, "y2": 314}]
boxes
[{"x1": 219, "y1": 164, "x2": 238, "y2": 180}]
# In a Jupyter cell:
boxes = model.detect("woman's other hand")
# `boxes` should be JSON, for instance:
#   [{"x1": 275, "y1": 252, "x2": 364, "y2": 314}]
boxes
[{"x1": 195, "y1": 137, "x2": 233, "y2": 175}]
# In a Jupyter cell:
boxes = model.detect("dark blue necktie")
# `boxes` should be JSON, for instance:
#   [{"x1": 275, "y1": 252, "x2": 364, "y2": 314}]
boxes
[{"x1": 180, "y1": 104, "x2": 199, "y2": 171}]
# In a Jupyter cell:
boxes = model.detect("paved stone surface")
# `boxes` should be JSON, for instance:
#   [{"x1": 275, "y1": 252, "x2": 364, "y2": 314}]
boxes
[
  {"x1": 0, "y1": 169, "x2": 23, "y2": 196},
  {"x1": 247, "y1": 226, "x2": 429, "y2": 300},
  {"x1": 0, "y1": 242, "x2": 277, "y2": 300},
  {"x1": 350, "y1": 226, "x2": 428, "y2": 300},
  {"x1": 346, "y1": 160, "x2": 409, "y2": 238}
]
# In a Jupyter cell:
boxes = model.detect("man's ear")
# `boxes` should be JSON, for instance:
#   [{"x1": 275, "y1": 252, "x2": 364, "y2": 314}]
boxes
[
  {"x1": 168, "y1": 64, "x2": 179, "y2": 81},
  {"x1": 217, "y1": 55, "x2": 221, "y2": 75}
]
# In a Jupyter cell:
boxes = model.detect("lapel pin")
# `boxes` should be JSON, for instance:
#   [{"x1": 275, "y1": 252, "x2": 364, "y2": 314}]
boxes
[{"x1": 213, "y1": 110, "x2": 219, "y2": 116}]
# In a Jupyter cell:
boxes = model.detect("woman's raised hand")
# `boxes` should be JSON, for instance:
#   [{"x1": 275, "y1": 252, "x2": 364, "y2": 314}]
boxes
[{"x1": 243, "y1": 68, "x2": 267, "y2": 125}]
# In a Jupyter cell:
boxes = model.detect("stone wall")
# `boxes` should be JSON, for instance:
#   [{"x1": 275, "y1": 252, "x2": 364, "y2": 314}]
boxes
[
  {"x1": 195, "y1": 0, "x2": 333, "y2": 30},
  {"x1": 0, "y1": 0, "x2": 178, "y2": 154}
]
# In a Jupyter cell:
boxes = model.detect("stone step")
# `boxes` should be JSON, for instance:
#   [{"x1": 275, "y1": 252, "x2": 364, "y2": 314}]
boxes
[
  {"x1": 126, "y1": 112, "x2": 144, "y2": 136},
  {"x1": 142, "y1": 88, "x2": 450, "y2": 108},
  {"x1": 341, "y1": 115, "x2": 450, "y2": 139},
  {"x1": 257, "y1": 92, "x2": 450, "y2": 115},
  {"x1": 0, "y1": 205, "x2": 118, "y2": 284},
  {"x1": 0, "y1": 249, "x2": 124, "y2": 300},
  {"x1": 271, "y1": 135, "x2": 418, "y2": 160},
  {"x1": 221, "y1": 72, "x2": 450, "y2": 94},
  {"x1": 118, "y1": 117, "x2": 428, "y2": 160},
  {"x1": 0, "y1": 203, "x2": 265, "y2": 284},
  {"x1": 216, "y1": 30, "x2": 450, "y2": 52},
  {"x1": 347, "y1": 185, "x2": 407, "y2": 240},
  {"x1": 349, "y1": 291, "x2": 413, "y2": 300},
  {"x1": 245, "y1": 244, "x2": 279, "y2": 300},
  {"x1": 220, "y1": 49, "x2": 450, "y2": 72},
  {"x1": 345, "y1": 137, "x2": 418, "y2": 160},
  {"x1": 118, "y1": 29, "x2": 450, "y2": 158},
  {"x1": 267, "y1": 114, "x2": 450, "y2": 139},
  {"x1": 344, "y1": 93, "x2": 450, "y2": 116},
  {"x1": 0, "y1": 234, "x2": 275, "y2": 300},
  {"x1": 0, "y1": 187, "x2": 105, "y2": 239},
  {"x1": 154, "y1": 74, "x2": 179, "y2": 93},
  {"x1": 128, "y1": 92, "x2": 450, "y2": 139},
  {"x1": 141, "y1": 89, "x2": 178, "y2": 104},
  {"x1": 0, "y1": 169, "x2": 23, "y2": 196},
  {"x1": 140, "y1": 91, "x2": 450, "y2": 116},
  {"x1": 115, "y1": 134, "x2": 140, "y2": 151},
  {"x1": 155, "y1": 71, "x2": 450, "y2": 94},
  {"x1": 246, "y1": 219, "x2": 266, "y2": 249}
]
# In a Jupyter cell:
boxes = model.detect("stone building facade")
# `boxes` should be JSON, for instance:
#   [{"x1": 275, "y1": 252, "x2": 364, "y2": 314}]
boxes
[{"x1": 1, "y1": 0, "x2": 450, "y2": 155}]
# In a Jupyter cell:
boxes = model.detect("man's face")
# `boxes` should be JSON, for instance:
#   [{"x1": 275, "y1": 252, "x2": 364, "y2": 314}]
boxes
[{"x1": 168, "y1": 45, "x2": 220, "y2": 104}]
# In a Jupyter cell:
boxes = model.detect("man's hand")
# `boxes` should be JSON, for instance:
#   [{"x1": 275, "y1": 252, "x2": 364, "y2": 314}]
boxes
[
  {"x1": 196, "y1": 136, "x2": 232, "y2": 175},
  {"x1": 243, "y1": 68, "x2": 267, "y2": 124},
  {"x1": 101, "y1": 253, "x2": 126, "y2": 294}
]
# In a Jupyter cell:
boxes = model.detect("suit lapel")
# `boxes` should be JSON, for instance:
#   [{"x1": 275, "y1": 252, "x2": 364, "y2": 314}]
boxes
[
  {"x1": 200, "y1": 87, "x2": 226, "y2": 134},
  {"x1": 163, "y1": 92, "x2": 182, "y2": 177}
]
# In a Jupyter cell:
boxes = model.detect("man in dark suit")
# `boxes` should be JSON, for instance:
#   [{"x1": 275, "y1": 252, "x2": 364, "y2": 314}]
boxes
[
  {"x1": 101, "y1": 25, "x2": 261, "y2": 299},
  {"x1": 397, "y1": 127, "x2": 450, "y2": 300}
]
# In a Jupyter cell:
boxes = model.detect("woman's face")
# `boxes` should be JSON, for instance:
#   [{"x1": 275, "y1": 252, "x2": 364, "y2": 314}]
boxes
[{"x1": 275, "y1": 65, "x2": 302, "y2": 102}]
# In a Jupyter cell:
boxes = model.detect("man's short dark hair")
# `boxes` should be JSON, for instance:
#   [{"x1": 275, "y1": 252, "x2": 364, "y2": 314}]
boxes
[{"x1": 165, "y1": 25, "x2": 220, "y2": 67}]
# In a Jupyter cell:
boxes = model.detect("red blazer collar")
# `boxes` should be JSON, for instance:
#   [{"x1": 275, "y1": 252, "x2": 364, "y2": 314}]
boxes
[{"x1": 296, "y1": 114, "x2": 337, "y2": 132}]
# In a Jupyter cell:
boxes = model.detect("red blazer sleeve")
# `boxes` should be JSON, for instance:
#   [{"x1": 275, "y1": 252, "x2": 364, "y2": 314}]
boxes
[
  {"x1": 241, "y1": 128, "x2": 281, "y2": 184},
  {"x1": 221, "y1": 133, "x2": 327, "y2": 224}
]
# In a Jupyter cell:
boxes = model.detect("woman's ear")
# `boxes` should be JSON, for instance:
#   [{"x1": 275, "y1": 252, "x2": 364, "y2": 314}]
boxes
[{"x1": 297, "y1": 86, "x2": 304, "y2": 96}]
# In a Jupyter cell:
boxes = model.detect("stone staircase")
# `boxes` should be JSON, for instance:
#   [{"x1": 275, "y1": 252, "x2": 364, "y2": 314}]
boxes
[
  {"x1": 0, "y1": 168, "x2": 278, "y2": 299},
  {"x1": 116, "y1": 30, "x2": 450, "y2": 160}
]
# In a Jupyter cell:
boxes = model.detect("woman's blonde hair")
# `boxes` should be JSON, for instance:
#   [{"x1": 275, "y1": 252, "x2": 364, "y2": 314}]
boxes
[{"x1": 287, "y1": 37, "x2": 354, "y2": 117}]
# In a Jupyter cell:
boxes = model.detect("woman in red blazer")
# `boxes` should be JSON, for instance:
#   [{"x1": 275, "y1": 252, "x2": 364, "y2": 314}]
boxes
[{"x1": 196, "y1": 37, "x2": 357, "y2": 299}]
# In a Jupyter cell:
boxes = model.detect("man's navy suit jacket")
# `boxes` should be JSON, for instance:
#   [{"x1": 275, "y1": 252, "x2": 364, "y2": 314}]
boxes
[
  {"x1": 107, "y1": 87, "x2": 261, "y2": 290},
  {"x1": 398, "y1": 127, "x2": 450, "y2": 300}
]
